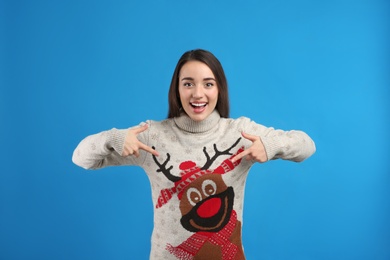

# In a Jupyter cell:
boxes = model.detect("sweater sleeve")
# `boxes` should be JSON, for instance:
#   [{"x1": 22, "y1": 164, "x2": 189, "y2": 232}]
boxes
[
  {"x1": 242, "y1": 118, "x2": 316, "y2": 162},
  {"x1": 72, "y1": 125, "x2": 148, "y2": 170}
]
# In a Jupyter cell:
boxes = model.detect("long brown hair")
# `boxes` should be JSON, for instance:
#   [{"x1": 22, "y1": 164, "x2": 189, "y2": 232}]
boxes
[{"x1": 167, "y1": 49, "x2": 230, "y2": 118}]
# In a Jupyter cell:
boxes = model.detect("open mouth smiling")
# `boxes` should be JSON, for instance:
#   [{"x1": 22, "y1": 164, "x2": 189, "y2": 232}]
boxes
[{"x1": 191, "y1": 102, "x2": 207, "y2": 108}]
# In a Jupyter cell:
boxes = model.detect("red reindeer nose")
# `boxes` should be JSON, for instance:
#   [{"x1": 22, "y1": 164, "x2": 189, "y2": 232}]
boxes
[{"x1": 196, "y1": 198, "x2": 221, "y2": 218}]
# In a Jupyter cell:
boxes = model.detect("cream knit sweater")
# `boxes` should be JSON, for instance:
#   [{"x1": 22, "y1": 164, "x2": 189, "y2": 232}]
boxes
[{"x1": 72, "y1": 110, "x2": 315, "y2": 260}]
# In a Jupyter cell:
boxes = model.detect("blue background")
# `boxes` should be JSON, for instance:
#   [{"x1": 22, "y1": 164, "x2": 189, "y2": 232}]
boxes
[{"x1": 1, "y1": 0, "x2": 389, "y2": 259}]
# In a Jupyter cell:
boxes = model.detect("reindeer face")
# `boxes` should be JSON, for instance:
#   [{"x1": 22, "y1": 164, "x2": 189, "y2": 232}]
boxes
[{"x1": 179, "y1": 174, "x2": 234, "y2": 233}]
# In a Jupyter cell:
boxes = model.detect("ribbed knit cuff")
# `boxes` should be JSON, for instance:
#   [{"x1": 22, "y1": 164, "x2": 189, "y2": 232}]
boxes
[
  {"x1": 260, "y1": 136, "x2": 281, "y2": 161},
  {"x1": 108, "y1": 128, "x2": 128, "y2": 156}
]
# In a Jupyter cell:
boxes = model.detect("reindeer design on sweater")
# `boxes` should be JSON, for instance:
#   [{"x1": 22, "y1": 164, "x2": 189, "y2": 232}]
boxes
[{"x1": 152, "y1": 138, "x2": 246, "y2": 260}]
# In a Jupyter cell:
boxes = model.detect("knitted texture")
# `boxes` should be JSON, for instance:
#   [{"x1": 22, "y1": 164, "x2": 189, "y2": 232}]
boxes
[{"x1": 72, "y1": 110, "x2": 316, "y2": 260}]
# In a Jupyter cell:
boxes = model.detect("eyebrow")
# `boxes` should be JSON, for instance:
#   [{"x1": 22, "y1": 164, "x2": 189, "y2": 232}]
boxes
[{"x1": 181, "y1": 77, "x2": 216, "y2": 81}]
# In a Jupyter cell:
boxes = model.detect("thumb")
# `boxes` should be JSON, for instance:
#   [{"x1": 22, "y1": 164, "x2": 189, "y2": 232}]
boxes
[
  {"x1": 133, "y1": 124, "x2": 149, "y2": 135},
  {"x1": 241, "y1": 132, "x2": 259, "y2": 142}
]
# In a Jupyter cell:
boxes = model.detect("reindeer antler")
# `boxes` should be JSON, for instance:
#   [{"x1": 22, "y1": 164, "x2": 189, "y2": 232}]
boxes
[
  {"x1": 201, "y1": 137, "x2": 242, "y2": 170},
  {"x1": 152, "y1": 147, "x2": 181, "y2": 182}
]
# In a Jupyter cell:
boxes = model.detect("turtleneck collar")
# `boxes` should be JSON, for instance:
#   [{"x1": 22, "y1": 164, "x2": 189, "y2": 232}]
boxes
[{"x1": 173, "y1": 110, "x2": 221, "y2": 133}]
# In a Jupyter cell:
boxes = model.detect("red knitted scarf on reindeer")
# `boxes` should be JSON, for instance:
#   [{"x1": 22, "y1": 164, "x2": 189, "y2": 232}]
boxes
[{"x1": 166, "y1": 210, "x2": 238, "y2": 260}]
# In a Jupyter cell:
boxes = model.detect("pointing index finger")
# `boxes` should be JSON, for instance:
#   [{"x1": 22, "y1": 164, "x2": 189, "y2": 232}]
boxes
[
  {"x1": 231, "y1": 149, "x2": 249, "y2": 163},
  {"x1": 139, "y1": 142, "x2": 159, "y2": 157}
]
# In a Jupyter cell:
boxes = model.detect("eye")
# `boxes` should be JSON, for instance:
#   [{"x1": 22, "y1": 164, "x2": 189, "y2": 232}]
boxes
[
  {"x1": 187, "y1": 187, "x2": 202, "y2": 206},
  {"x1": 202, "y1": 179, "x2": 217, "y2": 197},
  {"x1": 183, "y1": 82, "x2": 193, "y2": 87},
  {"x1": 205, "y1": 82, "x2": 214, "y2": 88}
]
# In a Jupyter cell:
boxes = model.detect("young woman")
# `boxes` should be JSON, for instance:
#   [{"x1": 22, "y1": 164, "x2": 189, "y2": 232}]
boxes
[{"x1": 72, "y1": 49, "x2": 316, "y2": 260}]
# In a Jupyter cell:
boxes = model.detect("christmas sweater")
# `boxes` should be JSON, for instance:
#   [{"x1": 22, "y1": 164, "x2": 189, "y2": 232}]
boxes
[{"x1": 72, "y1": 110, "x2": 316, "y2": 260}]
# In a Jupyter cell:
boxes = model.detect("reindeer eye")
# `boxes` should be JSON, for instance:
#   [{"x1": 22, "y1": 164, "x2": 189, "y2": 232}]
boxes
[
  {"x1": 187, "y1": 188, "x2": 202, "y2": 206},
  {"x1": 202, "y1": 179, "x2": 217, "y2": 197}
]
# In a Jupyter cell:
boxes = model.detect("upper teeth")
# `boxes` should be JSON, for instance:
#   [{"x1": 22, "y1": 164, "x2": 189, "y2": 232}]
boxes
[{"x1": 192, "y1": 103, "x2": 206, "y2": 107}]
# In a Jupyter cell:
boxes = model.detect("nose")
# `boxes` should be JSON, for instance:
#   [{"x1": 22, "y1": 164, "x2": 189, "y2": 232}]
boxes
[
  {"x1": 197, "y1": 197, "x2": 221, "y2": 218},
  {"x1": 191, "y1": 85, "x2": 203, "y2": 99}
]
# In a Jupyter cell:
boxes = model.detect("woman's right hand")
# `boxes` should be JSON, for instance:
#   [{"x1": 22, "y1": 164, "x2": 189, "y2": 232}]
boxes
[{"x1": 122, "y1": 124, "x2": 159, "y2": 157}]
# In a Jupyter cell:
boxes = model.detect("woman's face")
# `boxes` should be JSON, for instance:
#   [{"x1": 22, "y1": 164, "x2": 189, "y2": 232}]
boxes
[{"x1": 178, "y1": 61, "x2": 219, "y2": 122}]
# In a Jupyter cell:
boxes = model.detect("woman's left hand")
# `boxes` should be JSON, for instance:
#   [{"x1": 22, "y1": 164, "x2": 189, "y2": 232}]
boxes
[{"x1": 232, "y1": 132, "x2": 268, "y2": 163}]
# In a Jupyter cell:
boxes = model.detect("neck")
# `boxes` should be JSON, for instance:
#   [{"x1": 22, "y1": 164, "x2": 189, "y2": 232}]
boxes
[{"x1": 174, "y1": 110, "x2": 221, "y2": 133}]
